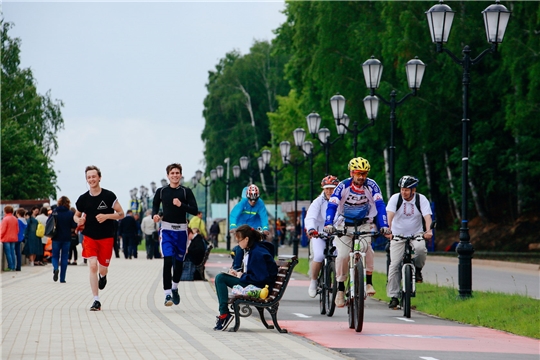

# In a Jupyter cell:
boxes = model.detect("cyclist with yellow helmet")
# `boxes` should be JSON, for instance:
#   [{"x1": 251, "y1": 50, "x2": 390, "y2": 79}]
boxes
[{"x1": 323, "y1": 157, "x2": 391, "y2": 308}]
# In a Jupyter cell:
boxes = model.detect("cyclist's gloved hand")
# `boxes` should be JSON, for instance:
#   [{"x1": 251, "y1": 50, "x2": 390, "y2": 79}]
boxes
[
  {"x1": 323, "y1": 225, "x2": 335, "y2": 235},
  {"x1": 380, "y1": 227, "x2": 392, "y2": 235},
  {"x1": 307, "y1": 229, "x2": 318, "y2": 238}
]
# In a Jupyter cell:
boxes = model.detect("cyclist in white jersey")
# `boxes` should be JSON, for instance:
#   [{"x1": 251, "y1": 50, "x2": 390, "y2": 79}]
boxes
[
  {"x1": 323, "y1": 157, "x2": 391, "y2": 308},
  {"x1": 304, "y1": 175, "x2": 340, "y2": 298}
]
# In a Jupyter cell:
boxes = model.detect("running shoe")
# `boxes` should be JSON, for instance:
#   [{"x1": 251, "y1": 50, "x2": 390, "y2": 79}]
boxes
[
  {"x1": 366, "y1": 284, "x2": 376, "y2": 296},
  {"x1": 213, "y1": 313, "x2": 234, "y2": 331},
  {"x1": 164, "y1": 295, "x2": 173, "y2": 306},
  {"x1": 335, "y1": 291, "x2": 345, "y2": 308},
  {"x1": 98, "y1": 274, "x2": 107, "y2": 290},
  {"x1": 308, "y1": 283, "x2": 317, "y2": 298},
  {"x1": 90, "y1": 300, "x2": 101, "y2": 311},
  {"x1": 171, "y1": 289, "x2": 180, "y2": 305}
]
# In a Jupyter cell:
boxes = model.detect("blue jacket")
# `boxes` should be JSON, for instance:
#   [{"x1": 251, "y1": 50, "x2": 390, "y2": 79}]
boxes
[
  {"x1": 52, "y1": 206, "x2": 77, "y2": 242},
  {"x1": 239, "y1": 242, "x2": 278, "y2": 288},
  {"x1": 229, "y1": 198, "x2": 269, "y2": 231}
]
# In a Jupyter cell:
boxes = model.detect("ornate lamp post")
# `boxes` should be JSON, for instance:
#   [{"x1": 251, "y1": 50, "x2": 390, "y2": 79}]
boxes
[
  {"x1": 194, "y1": 169, "x2": 217, "y2": 225},
  {"x1": 260, "y1": 142, "x2": 291, "y2": 256},
  {"x1": 330, "y1": 94, "x2": 376, "y2": 158},
  {"x1": 293, "y1": 128, "x2": 319, "y2": 201},
  {"x1": 362, "y1": 55, "x2": 426, "y2": 197},
  {"x1": 306, "y1": 112, "x2": 342, "y2": 175},
  {"x1": 425, "y1": 0, "x2": 510, "y2": 298},
  {"x1": 216, "y1": 159, "x2": 241, "y2": 250}
]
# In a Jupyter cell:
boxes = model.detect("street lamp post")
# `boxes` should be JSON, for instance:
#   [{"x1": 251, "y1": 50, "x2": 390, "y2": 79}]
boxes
[
  {"x1": 330, "y1": 94, "x2": 376, "y2": 158},
  {"x1": 279, "y1": 139, "x2": 307, "y2": 257},
  {"x1": 216, "y1": 160, "x2": 241, "y2": 251},
  {"x1": 261, "y1": 143, "x2": 290, "y2": 257},
  {"x1": 306, "y1": 112, "x2": 343, "y2": 175},
  {"x1": 293, "y1": 128, "x2": 320, "y2": 201},
  {"x1": 425, "y1": 0, "x2": 510, "y2": 298},
  {"x1": 362, "y1": 55, "x2": 426, "y2": 197},
  {"x1": 194, "y1": 169, "x2": 218, "y2": 225}
]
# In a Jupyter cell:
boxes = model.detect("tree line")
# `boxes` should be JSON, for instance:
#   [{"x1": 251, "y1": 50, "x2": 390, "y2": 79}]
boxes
[
  {"x1": 1, "y1": 21, "x2": 64, "y2": 200},
  {"x1": 201, "y1": 1, "x2": 539, "y2": 230}
]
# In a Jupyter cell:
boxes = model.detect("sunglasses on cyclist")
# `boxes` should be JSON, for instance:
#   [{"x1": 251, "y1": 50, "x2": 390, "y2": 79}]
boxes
[{"x1": 351, "y1": 170, "x2": 369, "y2": 177}]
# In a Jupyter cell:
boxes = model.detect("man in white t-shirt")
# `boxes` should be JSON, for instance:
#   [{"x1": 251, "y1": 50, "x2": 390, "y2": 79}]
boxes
[{"x1": 385, "y1": 175, "x2": 433, "y2": 309}]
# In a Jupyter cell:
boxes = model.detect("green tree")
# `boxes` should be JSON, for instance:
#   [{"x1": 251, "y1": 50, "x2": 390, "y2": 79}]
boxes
[{"x1": 1, "y1": 21, "x2": 64, "y2": 200}]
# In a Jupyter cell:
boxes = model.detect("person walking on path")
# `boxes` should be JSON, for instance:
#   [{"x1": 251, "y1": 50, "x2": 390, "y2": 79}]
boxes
[
  {"x1": 189, "y1": 211, "x2": 207, "y2": 239},
  {"x1": 209, "y1": 220, "x2": 220, "y2": 248},
  {"x1": 213, "y1": 225, "x2": 278, "y2": 331},
  {"x1": 74, "y1": 165, "x2": 125, "y2": 311},
  {"x1": 152, "y1": 163, "x2": 198, "y2": 307},
  {"x1": 118, "y1": 210, "x2": 140, "y2": 259},
  {"x1": 51, "y1": 196, "x2": 77, "y2": 283},
  {"x1": 385, "y1": 175, "x2": 433, "y2": 309},
  {"x1": 15, "y1": 208, "x2": 27, "y2": 271},
  {"x1": 1, "y1": 205, "x2": 19, "y2": 271},
  {"x1": 141, "y1": 209, "x2": 158, "y2": 259},
  {"x1": 23, "y1": 206, "x2": 42, "y2": 267}
]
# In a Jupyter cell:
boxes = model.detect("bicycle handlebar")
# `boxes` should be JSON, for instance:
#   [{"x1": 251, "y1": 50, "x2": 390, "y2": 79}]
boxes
[{"x1": 392, "y1": 233, "x2": 424, "y2": 241}]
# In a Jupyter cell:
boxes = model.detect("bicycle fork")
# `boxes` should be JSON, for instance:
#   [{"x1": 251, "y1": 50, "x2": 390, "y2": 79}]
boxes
[
  {"x1": 348, "y1": 240, "x2": 367, "y2": 302},
  {"x1": 401, "y1": 263, "x2": 417, "y2": 296}
]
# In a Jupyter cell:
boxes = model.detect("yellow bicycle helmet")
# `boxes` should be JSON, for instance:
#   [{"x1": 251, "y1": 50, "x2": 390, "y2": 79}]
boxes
[{"x1": 348, "y1": 157, "x2": 370, "y2": 172}]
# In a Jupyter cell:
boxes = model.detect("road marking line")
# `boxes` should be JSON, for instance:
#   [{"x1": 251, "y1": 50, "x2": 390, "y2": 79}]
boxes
[
  {"x1": 292, "y1": 313, "x2": 312, "y2": 318},
  {"x1": 420, "y1": 357, "x2": 440, "y2": 360},
  {"x1": 397, "y1": 317, "x2": 415, "y2": 322}
]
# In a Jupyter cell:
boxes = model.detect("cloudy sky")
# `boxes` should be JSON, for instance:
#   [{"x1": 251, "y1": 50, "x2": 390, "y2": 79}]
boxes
[{"x1": 3, "y1": 0, "x2": 286, "y2": 209}]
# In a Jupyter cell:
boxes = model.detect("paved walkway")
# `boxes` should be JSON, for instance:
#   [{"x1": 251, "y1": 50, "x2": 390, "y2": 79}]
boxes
[{"x1": 1, "y1": 255, "x2": 349, "y2": 360}]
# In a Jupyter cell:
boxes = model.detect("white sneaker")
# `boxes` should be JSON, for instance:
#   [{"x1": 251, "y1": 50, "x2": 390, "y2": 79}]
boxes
[
  {"x1": 308, "y1": 283, "x2": 317, "y2": 298},
  {"x1": 335, "y1": 291, "x2": 345, "y2": 308},
  {"x1": 366, "y1": 284, "x2": 376, "y2": 296}
]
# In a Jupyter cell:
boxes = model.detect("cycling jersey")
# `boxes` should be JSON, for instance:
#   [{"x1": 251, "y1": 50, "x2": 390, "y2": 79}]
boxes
[
  {"x1": 304, "y1": 190, "x2": 330, "y2": 232},
  {"x1": 324, "y1": 177, "x2": 389, "y2": 228},
  {"x1": 229, "y1": 198, "x2": 269, "y2": 231}
]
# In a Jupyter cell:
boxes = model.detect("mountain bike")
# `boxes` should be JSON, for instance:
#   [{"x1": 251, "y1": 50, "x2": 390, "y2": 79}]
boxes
[
  {"x1": 315, "y1": 232, "x2": 338, "y2": 317},
  {"x1": 334, "y1": 227, "x2": 379, "y2": 332},
  {"x1": 392, "y1": 233, "x2": 423, "y2": 318}
]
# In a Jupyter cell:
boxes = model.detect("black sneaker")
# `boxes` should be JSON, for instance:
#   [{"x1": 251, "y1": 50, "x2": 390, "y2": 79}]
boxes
[
  {"x1": 213, "y1": 313, "x2": 234, "y2": 331},
  {"x1": 90, "y1": 300, "x2": 101, "y2": 311},
  {"x1": 171, "y1": 289, "x2": 180, "y2": 305},
  {"x1": 53, "y1": 270, "x2": 59, "y2": 282},
  {"x1": 98, "y1": 275, "x2": 107, "y2": 290},
  {"x1": 415, "y1": 267, "x2": 423, "y2": 283},
  {"x1": 164, "y1": 295, "x2": 173, "y2": 307},
  {"x1": 388, "y1": 297, "x2": 399, "y2": 309}
]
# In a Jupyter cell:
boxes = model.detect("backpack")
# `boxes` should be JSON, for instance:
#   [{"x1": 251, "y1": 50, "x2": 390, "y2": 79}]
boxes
[
  {"x1": 36, "y1": 222, "x2": 45, "y2": 238},
  {"x1": 395, "y1": 193, "x2": 426, "y2": 231},
  {"x1": 45, "y1": 212, "x2": 58, "y2": 238}
]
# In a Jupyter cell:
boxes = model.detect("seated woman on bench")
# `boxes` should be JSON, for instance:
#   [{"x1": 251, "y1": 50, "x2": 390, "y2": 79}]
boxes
[{"x1": 213, "y1": 225, "x2": 278, "y2": 331}]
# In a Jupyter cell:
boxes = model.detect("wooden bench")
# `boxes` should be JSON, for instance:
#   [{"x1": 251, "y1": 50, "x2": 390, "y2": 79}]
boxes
[{"x1": 228, "y1": 255, "x2": 298, "y2": 333}]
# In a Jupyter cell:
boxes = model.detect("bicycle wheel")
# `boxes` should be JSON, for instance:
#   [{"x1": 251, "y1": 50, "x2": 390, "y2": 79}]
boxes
[
  {"x1": 403, "y1": 265, "x2": 412, "y2": 318},
  {"x1": 319, "y1": 264, "x2": 326, "y2": 315},
  {"x1": 348, "y1": 290, "x2": 354, "y2": 329},
  {"x1": 354, "y1": 260, "x2": 365, "y2": 332},
  {"x1": 325, "y1": 260, "x2": 337, "y2": 317}
]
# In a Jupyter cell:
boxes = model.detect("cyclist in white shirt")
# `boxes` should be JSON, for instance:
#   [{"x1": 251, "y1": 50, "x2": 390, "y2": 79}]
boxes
[
  {"x1": 385, "y1": 175, "x2": 433, "y2": 309},
  {"x1": 304, "y1": 175, "x2": 340, "y2": 298}
]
